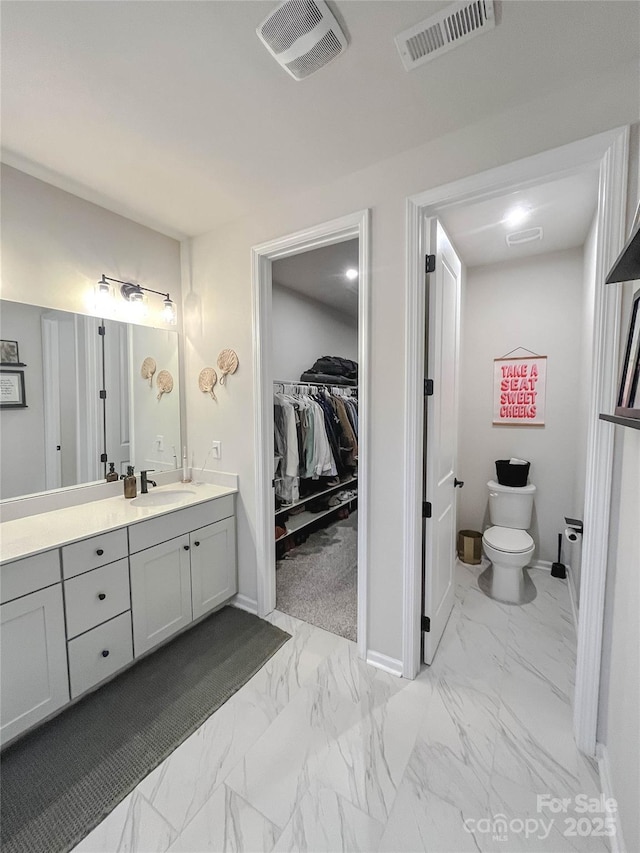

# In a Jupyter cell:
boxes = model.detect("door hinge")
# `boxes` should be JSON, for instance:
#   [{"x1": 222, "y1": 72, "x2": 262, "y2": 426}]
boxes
[
  {"x1": 424, "y1": 378, "x2": 434, "y2": 396},
  {"x1": 99, "y1": 389, "x2": 107, "y2": 399},
  {"x1": 421, "y1": 615, "x2": 431, "y2": 632},
  {"x1": 100, "y1": 453, "x2": 108, "y2": 463},
  {"x1": 98, "y1": 325, "x2": 105, "y2": 336},
  {"x1": 422, "y1": 501, "x2": 432, "y2": 518},
  {"x1": 425, "y1": 254, "x2": 436, "y2": 274}
]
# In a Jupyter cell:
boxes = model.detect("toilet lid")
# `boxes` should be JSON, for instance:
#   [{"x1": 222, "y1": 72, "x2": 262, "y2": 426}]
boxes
[{"x1": 483, "y1": 526, "x2": 534, "y2": 553}]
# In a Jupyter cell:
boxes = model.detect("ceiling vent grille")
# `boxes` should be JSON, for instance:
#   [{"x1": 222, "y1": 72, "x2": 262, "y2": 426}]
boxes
[
  {"x1": 506, "y1": 227, "x2": 543, "y2": 247},
  {"x1": 395, "y1": 0, "x2": 496, "y2": 71},
  {"x1": 257, "y1": 0, "x2": 347, "y2": 80}
]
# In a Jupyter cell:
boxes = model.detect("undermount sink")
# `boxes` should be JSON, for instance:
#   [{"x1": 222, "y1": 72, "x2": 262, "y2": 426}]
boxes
[{"x1": 131, "y1": 489, "x2": 196, "y2": 507}]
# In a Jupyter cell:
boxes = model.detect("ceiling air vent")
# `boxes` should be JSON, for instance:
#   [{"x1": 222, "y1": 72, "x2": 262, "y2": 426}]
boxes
[
  {"x1": 506, "y1": 227, "x2": 544, "y2": 248},
  {"x1": 395, "y1": 0, "x2": 496, "y2": 71},
  {"x1": 257, "y1": 0, "x2": 347, "y2": 81}
]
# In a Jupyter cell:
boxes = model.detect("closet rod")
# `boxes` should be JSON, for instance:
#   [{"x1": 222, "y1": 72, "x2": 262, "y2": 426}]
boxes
[{"x1": 273, "y1": 379, "x2": 357, "y2": 389}]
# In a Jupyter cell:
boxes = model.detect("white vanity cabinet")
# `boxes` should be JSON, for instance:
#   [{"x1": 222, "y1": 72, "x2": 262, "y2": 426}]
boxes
[
  {"x1": 0, "y1": 551, "x2": 69, "y2": 746},
  {"x1": 129, "y1": 496, "x2": 237, "y2": 656},
  {"x1": 0, "y1": 487, "x2": 237, "y2": 743},
  {"x1": 191, "y1": 517, "x2": 237, "y2": 620},
  {"x1": 130, "y1": 535, "x2": 193, "y2": 656}
]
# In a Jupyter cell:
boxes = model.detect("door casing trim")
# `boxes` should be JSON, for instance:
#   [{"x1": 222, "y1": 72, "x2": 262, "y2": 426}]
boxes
[{"x1": 403, "y1": 127, "x2": 629, "y2": 758}]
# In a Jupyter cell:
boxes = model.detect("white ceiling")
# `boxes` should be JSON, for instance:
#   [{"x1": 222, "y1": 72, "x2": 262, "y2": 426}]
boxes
[
  {"x1": 439, "y1": 169, "x2": 600, "y2": 268},
  {"x1": 1, "y1": 1, "x2": 638, "y2": 238},
  {"x1": 273, "y1": 239, "x2": 359, "y2": 319}
]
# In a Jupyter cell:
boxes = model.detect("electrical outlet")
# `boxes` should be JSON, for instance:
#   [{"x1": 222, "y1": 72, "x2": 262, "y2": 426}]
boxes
[{"x1": 211, "y1": 441, "x2": 221, "y2": 460}]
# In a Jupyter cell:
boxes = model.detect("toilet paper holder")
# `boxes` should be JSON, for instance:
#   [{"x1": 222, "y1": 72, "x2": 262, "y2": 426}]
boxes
[{"x1": 564, "y1": 517, "x2": 584, "y2": 539}]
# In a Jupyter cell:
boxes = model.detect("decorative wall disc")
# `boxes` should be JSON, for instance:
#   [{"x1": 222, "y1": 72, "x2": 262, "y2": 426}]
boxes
[
  {"x1": 217, "y1": 349, "x2": 239, "y2": 385},
  {"x1": 198, "y1": 367, "x2": 218, "y2": 400},
  {"x1": 141, "y1": 357, "x2": 156, "y2": 387},
  {"x1": 156, "y1": 369, "x2": 174, "y2": 400}
]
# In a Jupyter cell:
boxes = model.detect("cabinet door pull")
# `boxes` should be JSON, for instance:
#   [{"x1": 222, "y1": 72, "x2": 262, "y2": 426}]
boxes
[
  {"x1": 96, "y1": 548, "x2": 104, "y2": 556},
  {"x1": 183, "y1": 545, "x2": 190, "y2": 551},
  {"x1": 194, "y1": 541, "x2": 200, "y2": 547},
  {"x1": 98, "y1": 592, "x2": 106, "y2": 601},
  {"x1": 101, "y1": 649, "x2": 110, "y2": 658}
]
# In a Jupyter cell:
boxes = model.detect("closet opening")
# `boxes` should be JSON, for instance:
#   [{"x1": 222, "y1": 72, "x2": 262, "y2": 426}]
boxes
[
  {"x1": 252, "y1": 210, "x2": 370, "y2": 657},
  {"x1": 272, "y1": 241, "x2": 359, "y2": 640}
]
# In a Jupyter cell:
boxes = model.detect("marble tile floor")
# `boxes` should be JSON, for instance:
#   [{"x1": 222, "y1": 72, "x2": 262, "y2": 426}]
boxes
[{"x1": 71, "y1": 562, "x2": 607, "y2": 853}]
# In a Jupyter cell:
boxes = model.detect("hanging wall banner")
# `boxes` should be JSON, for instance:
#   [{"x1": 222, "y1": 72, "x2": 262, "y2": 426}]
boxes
[{"x1": 493, "y1": 356, "x2": 546, "y2": 426}]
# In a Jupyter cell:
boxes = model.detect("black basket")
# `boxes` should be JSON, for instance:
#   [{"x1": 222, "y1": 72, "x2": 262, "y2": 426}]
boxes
[{"x1": 495, "y1": 459, "x2": 530, "y2": 487}]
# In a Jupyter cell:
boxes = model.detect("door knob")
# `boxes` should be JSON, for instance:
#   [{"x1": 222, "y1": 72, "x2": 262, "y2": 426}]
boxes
[{"x1": 454, "y1": 478, "x2": 464, "y2": 488}]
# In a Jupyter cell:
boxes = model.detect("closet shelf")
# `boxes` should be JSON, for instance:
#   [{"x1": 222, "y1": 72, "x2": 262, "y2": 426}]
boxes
[
  {"x1": 599, "y1": 413, "x2": 640, "y2": 430},
  {"x1": 275, "y1": 476, "x2": 357, "y2": 516},
  {"x1": 276, "y1": 498, "x2": 357, "y2": 541}
]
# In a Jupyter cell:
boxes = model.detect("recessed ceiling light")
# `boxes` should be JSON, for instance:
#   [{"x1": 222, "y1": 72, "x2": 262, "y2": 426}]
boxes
[
  {"x1": 504, "y1": 205, "x2": 530, "y2": 229},
  {"x1": 345, "y1": 268, "x2": 358, "y2": 280}
]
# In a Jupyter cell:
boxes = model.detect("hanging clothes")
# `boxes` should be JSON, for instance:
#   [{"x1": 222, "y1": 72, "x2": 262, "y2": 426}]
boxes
[{"x1": 274, "y1": 385, "x2": 358, "y2": 505}]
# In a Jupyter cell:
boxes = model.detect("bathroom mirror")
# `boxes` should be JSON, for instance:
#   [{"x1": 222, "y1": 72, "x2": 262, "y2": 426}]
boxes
[{"x1": 0, "y1": 300, "x2": 181, "y2": 500}]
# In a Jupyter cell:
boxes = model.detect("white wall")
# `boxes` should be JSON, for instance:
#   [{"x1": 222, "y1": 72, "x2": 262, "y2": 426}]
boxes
[
  {"x1": 271, "y1": 285, "x2": 357, "y2": 382},
  {"x1": 457, "y1": 249, "x2": 585, "y2": 564},
  {"x1": 0, "y1": 165, "x2": 181, "y2": 330},
  {"x1": 0, "y1": 301, "x2": 46, "y2": 498},
  {"x1": 182, "y1": 63, "x2": 639, "y2": 661}
]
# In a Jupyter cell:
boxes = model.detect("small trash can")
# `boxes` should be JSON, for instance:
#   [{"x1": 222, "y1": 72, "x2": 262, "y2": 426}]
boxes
[
  {"x1": 457, "y1": 530, "x2": 483, "y2": 565},
  {"x1": 495, "y1": 459, "x2": 530, "y2": 487}
]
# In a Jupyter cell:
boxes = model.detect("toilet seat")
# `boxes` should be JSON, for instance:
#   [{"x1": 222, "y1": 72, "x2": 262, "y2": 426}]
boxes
[{"x1": 483, "y1": 526, "x2": 534, "y2": 554}]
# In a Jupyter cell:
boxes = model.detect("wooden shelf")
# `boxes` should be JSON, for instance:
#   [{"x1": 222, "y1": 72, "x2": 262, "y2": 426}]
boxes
[
  {"x1": 606, "y1": 221, "x2": 640, "y2": 283},
  {"x1": 599, "y1": 414, "x2": 640, "y2": 430},
  {"x1": 275, "y1": 476, "x2": 357, "y2": 516}
]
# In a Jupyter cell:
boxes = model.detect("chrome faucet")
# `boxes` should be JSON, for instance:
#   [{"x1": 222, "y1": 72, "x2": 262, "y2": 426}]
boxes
[{"x1": 140, "y1": 470, "x2": 157, "y2": 494}]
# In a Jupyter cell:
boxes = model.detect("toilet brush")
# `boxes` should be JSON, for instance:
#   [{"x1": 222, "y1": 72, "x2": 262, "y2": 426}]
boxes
[{"x1": 551, "y1": 533, "x2": 567, "y2": 579}]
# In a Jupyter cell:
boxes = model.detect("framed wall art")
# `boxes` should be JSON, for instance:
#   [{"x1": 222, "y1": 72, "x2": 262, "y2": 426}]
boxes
[
  {"x1": 0, "y1": 340, "x2": 25, "y2": 366},
  {"x1": 0, "y1": 370, "x2": 27, "y2": 408}
]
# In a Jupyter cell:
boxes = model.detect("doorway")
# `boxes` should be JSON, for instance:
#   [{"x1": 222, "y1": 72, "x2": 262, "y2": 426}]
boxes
[
  {"x1": 404, "y1": 127, "x2": 629, "y2": 757},
  {"x1": 252, "y1": 210, "x2": 370, "y2": 658}
]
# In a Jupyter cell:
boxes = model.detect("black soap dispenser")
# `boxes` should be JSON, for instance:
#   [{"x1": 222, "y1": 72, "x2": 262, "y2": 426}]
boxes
[
  {"x1": 106, "y1": 462, "x2": 118, "y2": 483},
  {"x1": 123, "y1": 466, "x2": 137, "y2": 499}
]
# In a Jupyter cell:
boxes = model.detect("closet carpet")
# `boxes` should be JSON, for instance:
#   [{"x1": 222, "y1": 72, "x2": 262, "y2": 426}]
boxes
[
  {"x1": 276, "y1": 514, "x2": 357, "y2": 641},
  {"x1": 0, "y1": 607, "x2": 290, "y2": 853}
]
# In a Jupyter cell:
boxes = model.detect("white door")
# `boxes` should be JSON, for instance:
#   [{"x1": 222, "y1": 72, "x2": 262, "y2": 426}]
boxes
[
  {"x1": 130, "y1": 535, "x2": 192, "y2": 656},
  {"x1": 191, "y1": 517, "x2": 237, "y2": 620},
  {"x1": 423, "y1": 219, "x2": 463, "y2": 664},
  {"x1": 41, "y1": 317, "x2": 62, "y2": 490},
  {"x1": 1, "y1": 585, "x2": 69, "y2": 745},
  {"x1": 103, "y1": 319, "x2": 131, "y2": 476}
]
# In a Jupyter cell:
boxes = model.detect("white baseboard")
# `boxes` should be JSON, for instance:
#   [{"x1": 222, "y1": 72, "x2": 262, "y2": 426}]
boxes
[
  {"x1": 597, "y1": 743, "x2": 627, "y2": 853},
  {"x1": 230, "y1": 593, "x2": 258, "y2": 615},
  {"x1": 366, "y1": 650, "x2": 403, "y2": 677}
]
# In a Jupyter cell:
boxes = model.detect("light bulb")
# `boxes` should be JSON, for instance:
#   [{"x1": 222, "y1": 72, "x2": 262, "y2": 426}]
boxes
[
  {"x1": 94, "y1": 278, "x2": 114, "y2": 314},
  {"x1": 162, "y1": 297, "x2": 177, "y2": 325},
  {"x1": 345, "y1": 268, "x2": 358, "y2": 281}
]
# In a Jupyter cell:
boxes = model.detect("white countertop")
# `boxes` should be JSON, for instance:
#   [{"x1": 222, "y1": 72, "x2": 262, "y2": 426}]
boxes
[{"x1": 0, "y1": 482, "x2": 237, "y2": 564}]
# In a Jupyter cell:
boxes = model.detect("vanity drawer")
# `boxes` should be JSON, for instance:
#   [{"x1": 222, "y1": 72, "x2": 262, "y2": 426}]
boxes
[
  {"x1": 1, "y1": 549, "x2": 61, "y2": 604},
  {"x1": 128, "y1": 496, "x2": 234, "y2": 553},
  {"x1": 64, "y1": 558, "x2": 131, "y2": 639},
  {"x1": 62, "y1": 529, "x2": 128, "y2": 579},
  {"x1": 68, "y1": 611, "x2": 133, "y2": 699}
]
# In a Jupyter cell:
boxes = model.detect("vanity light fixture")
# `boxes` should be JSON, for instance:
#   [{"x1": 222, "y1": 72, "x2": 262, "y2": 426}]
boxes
[{"x1": 97, "y1": 275, "x2": 177, "y2": 325}]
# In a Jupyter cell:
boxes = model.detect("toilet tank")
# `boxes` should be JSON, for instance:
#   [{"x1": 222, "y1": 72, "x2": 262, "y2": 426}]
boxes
[{"x1": 487, "y1": 480, "x2": 536, "y2": 529}]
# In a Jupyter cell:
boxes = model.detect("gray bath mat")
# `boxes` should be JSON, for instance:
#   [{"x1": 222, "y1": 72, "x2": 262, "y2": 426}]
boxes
[{"x1": 0, "y1": 606, "x2": 290, "y2": 853}]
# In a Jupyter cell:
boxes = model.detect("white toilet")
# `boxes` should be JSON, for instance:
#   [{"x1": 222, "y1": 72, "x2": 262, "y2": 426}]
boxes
[{"x1": 479, "y1": 480, "x2": 537, "y2": 604}]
